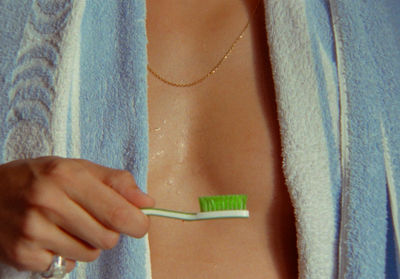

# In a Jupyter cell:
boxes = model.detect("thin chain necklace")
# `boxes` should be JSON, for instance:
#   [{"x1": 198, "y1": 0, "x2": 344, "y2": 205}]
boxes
[{"x1": 147, "y1": 0, "x2": 261, "y2": 87}]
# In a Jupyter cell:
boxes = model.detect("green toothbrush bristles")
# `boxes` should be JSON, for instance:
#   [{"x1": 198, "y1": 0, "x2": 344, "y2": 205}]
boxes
[{"x1": 198, "y1": 195, "x2": 248, "y2": 212}]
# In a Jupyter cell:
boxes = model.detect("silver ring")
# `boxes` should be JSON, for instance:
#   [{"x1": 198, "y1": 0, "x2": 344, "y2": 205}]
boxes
[{"x1": 41, "y1": 255, "x2": 66, "y2": 279}]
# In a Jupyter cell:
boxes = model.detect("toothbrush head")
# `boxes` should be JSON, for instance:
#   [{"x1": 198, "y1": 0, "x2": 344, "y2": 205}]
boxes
[{"x1": 198, "y1": 195, "x2": 248, "y2": 212}]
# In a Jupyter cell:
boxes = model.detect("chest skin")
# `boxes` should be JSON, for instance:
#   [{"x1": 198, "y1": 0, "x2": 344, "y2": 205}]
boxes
[{"x1": 146, "y1": 1, "x2": 298, "y2": 278}]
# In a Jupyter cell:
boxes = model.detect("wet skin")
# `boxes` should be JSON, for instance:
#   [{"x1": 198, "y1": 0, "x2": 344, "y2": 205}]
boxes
[{"x1": 147, "y1": 1, "x2": 298, "y2": 278}]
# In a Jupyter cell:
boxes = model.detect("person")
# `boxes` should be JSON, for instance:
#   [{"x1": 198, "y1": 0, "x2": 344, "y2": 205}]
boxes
[{"x1": 0, "y1": 0, "x2": 399, "y2": 278}]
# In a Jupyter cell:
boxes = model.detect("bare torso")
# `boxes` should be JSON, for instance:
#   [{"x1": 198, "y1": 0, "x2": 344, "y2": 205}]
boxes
[{"x1": 146, "y1": 1, "x2": 298, "y2": 278}]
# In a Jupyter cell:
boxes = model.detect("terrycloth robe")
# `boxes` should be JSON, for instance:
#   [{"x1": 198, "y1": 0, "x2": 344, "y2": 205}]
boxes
[{"x1": 0, "y1": 0, "x2": 399, "y2": 278}]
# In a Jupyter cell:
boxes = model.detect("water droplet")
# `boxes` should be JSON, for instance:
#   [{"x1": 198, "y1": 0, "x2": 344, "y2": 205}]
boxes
[{"x1": 151, "y1": 150, "x2": 165, "y2": 160}]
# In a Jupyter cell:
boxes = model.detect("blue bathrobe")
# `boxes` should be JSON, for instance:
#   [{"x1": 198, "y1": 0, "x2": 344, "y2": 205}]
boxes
[{"x1": 0, "y1": 0, "x2": 399, "y2": 278}]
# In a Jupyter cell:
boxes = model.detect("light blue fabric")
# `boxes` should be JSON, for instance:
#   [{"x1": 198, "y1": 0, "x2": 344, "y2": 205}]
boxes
[
  {"x1": 330, "y1": 0, "x2": 400, "y2": 278},
  {"x1": 305, "y1": 0, "x2": 342, "y2": 248},
  {"x1": 0, "y1": 0, "x2": 150, "y2": 278},
  {"x1": 0, "y1": 0, "x2": 399, "y2": 278},
  {"x1": 77, "y1": 0, "x2": 149, "y2": 278}
]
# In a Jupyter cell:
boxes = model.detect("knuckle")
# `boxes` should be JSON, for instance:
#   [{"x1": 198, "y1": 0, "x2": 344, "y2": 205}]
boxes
[
  {"x1": 110, "y1": 170, "x2": 136, "y2": 189},
  {"x1": 118, "y1": 170, "x2": 134, "y2": 182},
  {"x1": 40, "y1": 158, "x2": 84, "y2": 182},
  {"x1": 25, "y1": 158, "x2": 84, "y2": 205},
  {"x1": 66, "y1": 260, "x2": 77, "y2": 273},
  {"x1": 7, "y1": 242, "x2": 30, "y2": 270},
  {"x1": 82, "y1": 249, "x2": 102, "y2": 262},
  {"x1": 98, "y1": 231, "x2": 120, "y2": 250},
  {"x1": 25, "y1": 182, "x2": 48, "y2": 207},
  {"x1": 18, "y1": 211, "x2": 39, "y2": 241},
  {"x1": 11, "y1": 208, "x2": 42, "y2": 243},
  {"x1": 25, "y1": 181, "x2": 59, "y2": 210},
  {"x1": 133, "y1": 216, "x2": 151, "y2": 238},
  {"x1": 107, "y1": 205, "x2": 130, "y2": 230},
  {"x1": 40, "y1": 157, "x2": 69, "y2": 176}
]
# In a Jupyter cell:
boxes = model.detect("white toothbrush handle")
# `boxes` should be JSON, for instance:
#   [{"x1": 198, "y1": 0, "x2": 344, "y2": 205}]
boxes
[{"x1": 141, "y1": 208, "x2": 249, "y2": 221}]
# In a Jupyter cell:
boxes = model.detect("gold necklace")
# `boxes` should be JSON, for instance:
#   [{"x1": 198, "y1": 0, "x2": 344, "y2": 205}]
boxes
[{"x1": 147, "y1": 0, "x2": 261, "y2": 87}]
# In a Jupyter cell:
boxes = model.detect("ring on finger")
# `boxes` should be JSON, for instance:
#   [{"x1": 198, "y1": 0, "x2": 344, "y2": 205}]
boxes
[{"x1": 40, "y1": 255, "x2": 66, "y2": 279}]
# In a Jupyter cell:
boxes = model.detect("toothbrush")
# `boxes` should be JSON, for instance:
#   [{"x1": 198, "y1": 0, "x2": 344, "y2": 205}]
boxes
[{"x1": 141, "y1": 195, "x2": 249, "y2": 221}]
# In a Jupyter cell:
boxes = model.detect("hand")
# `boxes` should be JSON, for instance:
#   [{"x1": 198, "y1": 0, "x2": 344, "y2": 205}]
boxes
[{"x1": 0, "y1": 156, "x2": 155, "y2": 273}]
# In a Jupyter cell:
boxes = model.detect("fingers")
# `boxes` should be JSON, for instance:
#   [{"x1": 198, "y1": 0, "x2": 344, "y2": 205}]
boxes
[
  {"x1": 73, "y1": 159, "x2": 155, "y2": 208},
  {"x1": 0, "y1": 206, "x2": 101, "y2": 273},
  {"x1": 0, "y1": 157, "x2": 156, "y2": 273},
  {"x1": 29, "y1": 209, "x2": 102, "y2": 262},
  {"x1": 32, "y1": 157, "x2": 154, "y2": 238},
  {"x1": 39, "y1": 189, "x2": 120, "y2": 250},
  {"x1": 0, "y1": 234, "x2": 53, "y2": 272},
  {"x1": 0, "y1": 209, "x2": 81, "y2": 273},
  {"x1": 63, "y1": 170, "x2": 152, "y2": 238}
]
